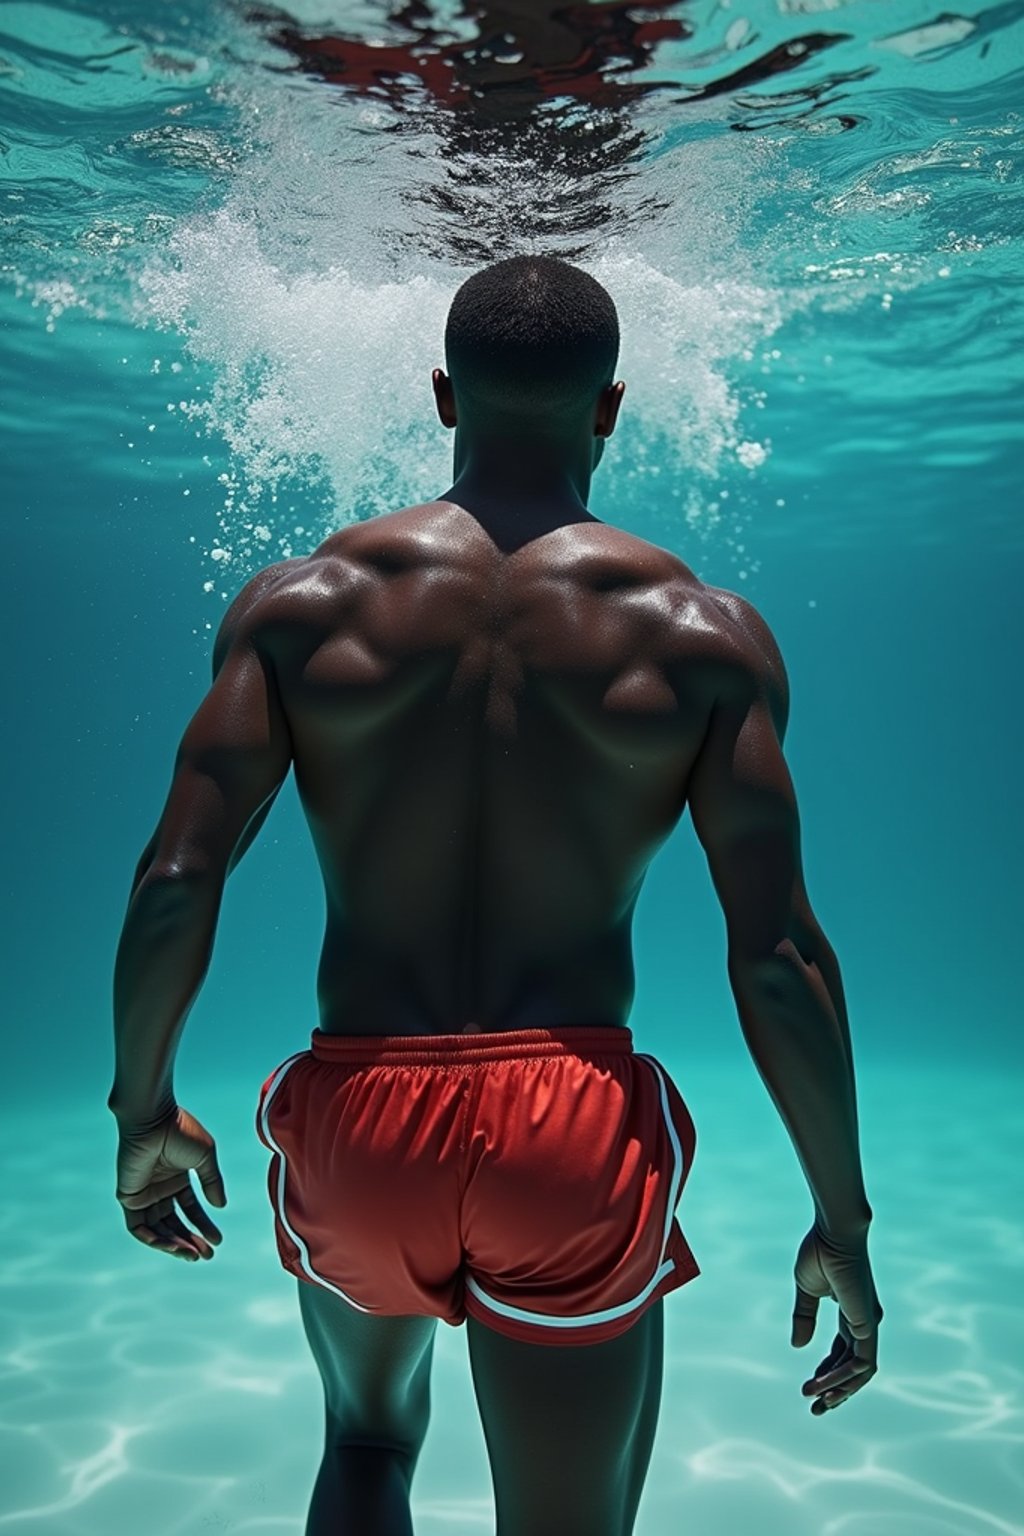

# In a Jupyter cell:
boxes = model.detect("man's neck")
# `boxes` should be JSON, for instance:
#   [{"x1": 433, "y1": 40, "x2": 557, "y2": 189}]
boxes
[{"x1": 442, "y1": 426, "x2": 596, "y2": 516}]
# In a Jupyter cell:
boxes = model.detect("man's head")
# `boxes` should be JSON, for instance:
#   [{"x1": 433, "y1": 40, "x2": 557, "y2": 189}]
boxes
[{"x1": 433, "y1": 255, "x2": 624, "y2": 446}]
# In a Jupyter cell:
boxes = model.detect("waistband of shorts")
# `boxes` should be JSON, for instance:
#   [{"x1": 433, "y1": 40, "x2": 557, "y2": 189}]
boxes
[{"x1": 308, "y1": 1024, "x2": 634, "y2": 1067}]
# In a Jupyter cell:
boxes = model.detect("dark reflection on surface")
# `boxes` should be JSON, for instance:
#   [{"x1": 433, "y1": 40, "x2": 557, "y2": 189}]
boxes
[
  {"x1": 247, "y1": 2, "x2": 866, "y2": 122},
  {"x1": 249, "y1": 0, "x2": 691, "y2": 116},
  {"x1": 245, "y1": 0, "x2": 693, "y2": 257},
  {"x1": 242, "y1": 1, "x2": 870, "y2": 257}
]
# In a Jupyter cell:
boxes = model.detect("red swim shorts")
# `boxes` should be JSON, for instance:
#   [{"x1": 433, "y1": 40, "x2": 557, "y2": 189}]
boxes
[{"x1": 255, "y1": 1025, "x2": 700, "y2": 1347}]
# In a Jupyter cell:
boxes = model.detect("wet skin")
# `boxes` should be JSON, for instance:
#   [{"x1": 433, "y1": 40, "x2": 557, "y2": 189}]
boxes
[
  {"x1": 220, "y1": 499, "x2": 773, "y2": 1039},
  {"x1": 111, "y1": 375, "x2": 880, "y2": 1456}
]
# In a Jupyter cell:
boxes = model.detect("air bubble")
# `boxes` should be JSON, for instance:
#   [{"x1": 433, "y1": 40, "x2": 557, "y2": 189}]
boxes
[{"x1": 736, "y1": 441, "x2": 767, "y2": 469}]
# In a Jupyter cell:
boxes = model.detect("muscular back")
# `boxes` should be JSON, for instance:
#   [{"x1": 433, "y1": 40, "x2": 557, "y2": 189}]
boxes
[{"x1": 219, "y1": 501, "x2": 787, "y2": 1036}]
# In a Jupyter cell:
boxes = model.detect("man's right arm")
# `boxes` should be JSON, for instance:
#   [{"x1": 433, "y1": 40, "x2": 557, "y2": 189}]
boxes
[{"x1": 686, "y1": 608, "x2": 873, "y2": 1242}]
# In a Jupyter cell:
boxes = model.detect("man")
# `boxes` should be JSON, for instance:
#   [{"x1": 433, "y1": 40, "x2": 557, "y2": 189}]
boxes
[{"x1": 109, "y1": 255, "x2": 883, "y2": 1536}]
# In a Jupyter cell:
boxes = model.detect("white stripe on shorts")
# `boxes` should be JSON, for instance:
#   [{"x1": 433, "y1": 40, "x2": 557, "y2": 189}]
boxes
[{"x1": 259, "y1": 1051, "x2": 376, "y2": 1312}]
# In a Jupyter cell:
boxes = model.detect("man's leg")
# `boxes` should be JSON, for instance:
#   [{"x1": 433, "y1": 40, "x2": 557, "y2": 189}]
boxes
[
  {"x1": 297, "y1": 1279, "x2": 438, "y2": 1536},
  {"x1": 466, "y1": 1297, "x2": 665, "y2": 1536}
]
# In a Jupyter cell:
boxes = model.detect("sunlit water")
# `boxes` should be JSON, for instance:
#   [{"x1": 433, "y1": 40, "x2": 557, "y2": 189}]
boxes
[
  {"x1": 2, "y1": 1, "x2": 1022, "y2": 1532},
  {"x1": 3, "y1": 1067, "x2": 1023, "y2": 1533}
]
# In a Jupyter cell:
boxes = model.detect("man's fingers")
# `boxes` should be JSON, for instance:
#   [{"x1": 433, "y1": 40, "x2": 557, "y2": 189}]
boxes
[
  {"x1": 151, "y1": 1214, "x2": 202, "y2": 1258},
  {"x1": 792, "y1": 1314, "x2": 815, "y2": 1348},
  {"x1": 121, "y1": 1188, "x2": 220, "y2": 1260},
  {"x1": 194, "y1": 1148, "x2": 228, "y2": 1208},
  {"x1": 802, "y1": 1354, "x2": 874, "y2": 1397},
  {"x1": 809, "y1": 1364, "x2": 877, "y2": 1413},
  {"x1": 810, "y1": 1332, "x2": 847, "y2": 1383},
  {"x1": 125, "y1": 1217, "x2": 196, "y2": 1259},
  {"x1": 162, "y1": 1210, "x2": 213, "y2": 1259},
  {"x1": 177, "y1": 1187, "x2": 223, "y2": 1244},
  {"x1": 792, "y1": 1284, "x2": 820, "y2": 1347}
]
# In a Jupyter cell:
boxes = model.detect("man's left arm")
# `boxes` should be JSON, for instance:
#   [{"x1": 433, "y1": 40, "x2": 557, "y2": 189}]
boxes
[{"x1": 108, "y1": 582, "x2": 293, "y2": 1134}]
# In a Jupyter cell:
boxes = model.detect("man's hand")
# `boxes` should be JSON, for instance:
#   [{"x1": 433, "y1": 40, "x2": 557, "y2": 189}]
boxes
[
  {"x1": 114, "y1": 1105, "x2": 227, "y2": 1261},
  {"x1": 791, "y1": 1222, "x2": 883, "y2": 1414}
]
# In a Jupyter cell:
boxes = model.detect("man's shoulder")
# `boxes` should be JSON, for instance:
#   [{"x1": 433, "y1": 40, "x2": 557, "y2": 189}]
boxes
[
  {"x1": 702, "y1": 584, "x2": 786, "y2": 672},
  {"x1": 211, "y1": 548, "x2": 354, "y2": 670},
  {"x1": 699, "y1": 583, "x2": 790, "y2": 727},
  {"x1": 225, "y1": 524, "x2": 382, "y2": 619},
  {"x1": 211, "y1": 558, "x2": 297, "y2": 664},
  {"x1": 212, "y1": 512, "x2": 432, "y2": 655}
]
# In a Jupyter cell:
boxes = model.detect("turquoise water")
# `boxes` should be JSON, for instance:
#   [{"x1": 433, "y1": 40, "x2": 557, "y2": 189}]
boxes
[{"x1": 1, "y1": 1, "x2": 1022, "y2": 1531}]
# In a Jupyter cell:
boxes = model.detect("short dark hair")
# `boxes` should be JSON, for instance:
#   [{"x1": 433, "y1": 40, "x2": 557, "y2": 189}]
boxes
[{"x1": 444, "y1": 255, "x2": 619, "y2": 418}]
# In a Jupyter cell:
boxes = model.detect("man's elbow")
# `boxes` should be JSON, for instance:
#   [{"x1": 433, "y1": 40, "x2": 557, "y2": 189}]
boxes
[{"x1": 726, "y1": 927, "x2": 824, "y2": 991}]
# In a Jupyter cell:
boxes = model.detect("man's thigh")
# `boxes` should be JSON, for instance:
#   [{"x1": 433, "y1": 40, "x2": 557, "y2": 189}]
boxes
[
  {"x1": 466, "y1": 1297, "x2": 664, "y2": 1536},
  {"x1": 297, "y1": 1279, "x2": 438, "y2": 1458}
]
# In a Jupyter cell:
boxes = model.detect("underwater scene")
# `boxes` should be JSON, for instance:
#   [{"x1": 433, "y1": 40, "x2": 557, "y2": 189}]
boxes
[{"x1": 1, "y1": 1, "x2": 1022, "y2": 1531}]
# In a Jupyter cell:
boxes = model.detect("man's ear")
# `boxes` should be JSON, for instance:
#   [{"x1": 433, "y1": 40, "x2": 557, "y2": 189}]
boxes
[
  {"x1": 594, "y1": 379, "x2": 625, "y2": 438},
  {"x1": 432, "y1": 368, "x2": 457, "y2": 429}
]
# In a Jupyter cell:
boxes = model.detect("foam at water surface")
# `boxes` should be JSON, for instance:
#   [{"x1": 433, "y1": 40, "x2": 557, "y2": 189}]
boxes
[
  {"x1": 137, "y1": 204, "x2": 784, "y2": 570},
  {"x1": 123, "y1": 19, "x2": 791, "y2": 574}
]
